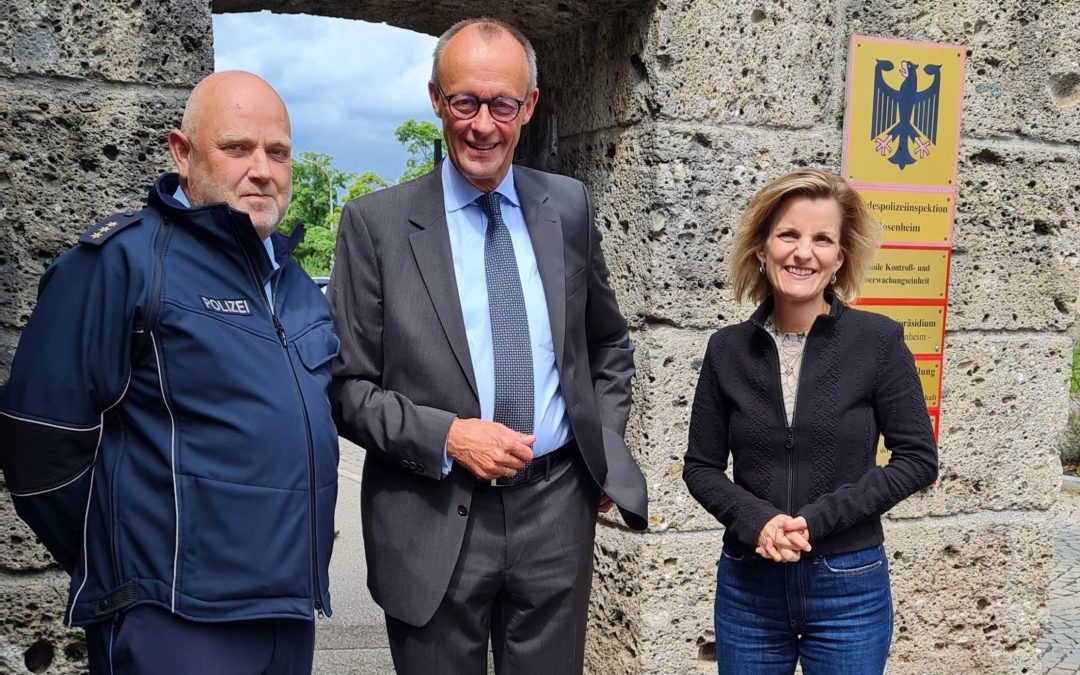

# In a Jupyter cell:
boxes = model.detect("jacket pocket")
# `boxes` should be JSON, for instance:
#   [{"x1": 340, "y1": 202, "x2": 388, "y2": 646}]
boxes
[
  {"x1": 177, "y1": 475, "x2": 309, "y2": 604},
  {"x1": 294, "y1": 323, "x2": 341, "y2": 371},
  {"x1": 820, "y1": 546, "x2": 886, "y2": 576}
]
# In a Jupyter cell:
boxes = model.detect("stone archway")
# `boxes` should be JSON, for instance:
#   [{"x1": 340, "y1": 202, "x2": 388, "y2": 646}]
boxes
[{"x1": 2, "y1": 1, "x2": 1079, "y2": 673}]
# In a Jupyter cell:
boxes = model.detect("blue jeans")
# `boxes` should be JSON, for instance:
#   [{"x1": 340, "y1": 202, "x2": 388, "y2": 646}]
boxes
[{"x1": 714, "y1": 544, "x2": 893, "y2": 675}]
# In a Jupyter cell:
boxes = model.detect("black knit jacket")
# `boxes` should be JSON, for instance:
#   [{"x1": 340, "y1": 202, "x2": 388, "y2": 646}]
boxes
[{"x1": 683, "y1": 293, "x2": 938, "y2": 556}]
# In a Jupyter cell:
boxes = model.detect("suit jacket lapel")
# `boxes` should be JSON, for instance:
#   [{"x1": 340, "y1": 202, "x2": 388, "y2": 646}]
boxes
[
  {"x1": 408, "y1": 172, "x2": 479, "y2": 400},
  {"x1": 517, "y1": 170, "x2": 566, "y2": 371}
]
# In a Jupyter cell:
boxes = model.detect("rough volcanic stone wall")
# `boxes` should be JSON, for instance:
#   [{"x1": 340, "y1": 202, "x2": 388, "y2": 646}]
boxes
[
  {"x1": 0, "y1": 1, "x2": 212, "y2": 672},
  {"x1": 535, "y1": 1, "x2": 1080, "y2": 673}
]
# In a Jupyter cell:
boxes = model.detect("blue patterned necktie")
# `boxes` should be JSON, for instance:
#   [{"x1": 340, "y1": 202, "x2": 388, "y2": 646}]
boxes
[{"x1": 476, "y1": 191, "x2": 534, "y2": 435}]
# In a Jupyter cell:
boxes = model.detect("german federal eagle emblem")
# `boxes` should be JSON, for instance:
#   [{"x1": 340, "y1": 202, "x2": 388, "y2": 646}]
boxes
[{"x1": 871, "y1": 59, "x2": 942, "y2": 170}]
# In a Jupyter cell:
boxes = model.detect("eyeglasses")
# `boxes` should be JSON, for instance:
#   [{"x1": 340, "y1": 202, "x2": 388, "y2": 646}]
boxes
[{"x1": 436, "y1": 83, "x2": 527, "y2": 123}]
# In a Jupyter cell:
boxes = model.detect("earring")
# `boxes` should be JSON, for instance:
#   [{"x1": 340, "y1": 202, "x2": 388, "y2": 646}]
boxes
[
  {"x1": 758, "y1": 261, "x2": 765, "y2": 274},
  {"x1": 830, "y1": 272, "x2": 837, "y2": 284}
]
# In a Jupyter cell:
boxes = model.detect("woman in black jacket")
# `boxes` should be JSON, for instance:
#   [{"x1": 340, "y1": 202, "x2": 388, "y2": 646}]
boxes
[{"x1": 683, "y1": 169, "x2": 937, "y2": 674}]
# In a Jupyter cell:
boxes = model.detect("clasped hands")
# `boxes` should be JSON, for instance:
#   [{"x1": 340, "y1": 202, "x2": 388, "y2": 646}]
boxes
[
  {"x1": 756, "y1": 514, "x2": 811, "y2": 562},
  {"x1": 447, "y1": 418, "x2": 534, "y2": 481},
  {"x1": 445, "y1": 418, "x2": 614, "y2": 512}
]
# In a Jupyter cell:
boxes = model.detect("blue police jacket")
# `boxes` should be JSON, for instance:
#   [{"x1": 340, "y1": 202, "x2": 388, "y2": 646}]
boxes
[{"x1": 0, "y1": 173, "x2": 339, "y2": 625}]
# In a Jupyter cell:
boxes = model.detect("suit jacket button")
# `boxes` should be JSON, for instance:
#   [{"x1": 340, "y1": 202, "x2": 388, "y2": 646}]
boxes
[
  {"x1": 401, "y1": 459, "x2": 410, "y2": 468},
  {"x1": 457, "y1": 505, "x2": 468, "y2": 516},
  {"x1": 416, "y1": 463, "x2": 425, "y2": 473}
]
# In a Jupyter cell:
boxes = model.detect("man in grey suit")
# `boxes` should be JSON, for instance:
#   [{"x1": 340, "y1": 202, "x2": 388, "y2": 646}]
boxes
[{"x1": 328, "y1": 17, "x2": 647, "y2": 674}]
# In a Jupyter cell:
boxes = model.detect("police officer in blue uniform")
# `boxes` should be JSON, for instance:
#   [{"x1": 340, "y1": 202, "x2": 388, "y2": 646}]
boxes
[{"x1": 0, "y1": 71, "x2": 339, "y2": 674}]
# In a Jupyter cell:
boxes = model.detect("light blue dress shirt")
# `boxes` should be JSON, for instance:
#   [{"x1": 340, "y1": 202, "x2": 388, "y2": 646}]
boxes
[
  {"x1": 441, "y1": 160, "x2": 571, "y2": 473},
  {"x1": 171, "y1": 186, "x2": 279, "y2": 305}
]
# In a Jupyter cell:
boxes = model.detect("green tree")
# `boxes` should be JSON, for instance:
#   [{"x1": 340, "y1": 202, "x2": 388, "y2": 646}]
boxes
[
  {"x1": 396, "y1": 119, "x2": 442, "y2": 183},
  {"x1": 347, "y1": 170, "x2": 392, "y2": 199},
  {"x1": 293, "y1": 227, "x2": 336, "y2": 278},
  {"x1": 281, "y1": 151, "x2": 348, "y2": 233},
  {"x1": 313, "y1": 171, "x2": 392, "y2": 237},
  {"x1": 280, "y1": 151, "x2": 353, "y2": 276},
  {"x1": 281, "y1": 121, "x2": 443, "y2": 275}
]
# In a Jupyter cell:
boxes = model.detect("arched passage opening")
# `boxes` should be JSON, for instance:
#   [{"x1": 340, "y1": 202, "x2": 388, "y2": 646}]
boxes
[{"x1": 206, "y1": 5, "x2": 660, "y2": 671}]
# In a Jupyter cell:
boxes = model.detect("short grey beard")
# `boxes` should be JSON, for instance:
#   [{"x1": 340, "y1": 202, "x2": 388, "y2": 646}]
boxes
[{"x1": 251, "y1": 207, "x2": 281, "y2": 240}]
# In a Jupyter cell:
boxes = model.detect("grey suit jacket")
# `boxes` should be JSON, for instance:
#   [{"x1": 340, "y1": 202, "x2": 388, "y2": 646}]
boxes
[{"x1": 328, "y1": 164, "x2": 647, "y2": 627}]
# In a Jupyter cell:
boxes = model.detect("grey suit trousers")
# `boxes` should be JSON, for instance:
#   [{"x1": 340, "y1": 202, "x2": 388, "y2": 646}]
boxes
[{"x1": 385, "y1": 453, "x2": 601, "y2": 675}]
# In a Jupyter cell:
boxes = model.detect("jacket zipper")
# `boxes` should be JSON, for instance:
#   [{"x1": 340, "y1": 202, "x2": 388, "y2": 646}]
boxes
[
  {"x1": 760, "y1": 324, "x2": 797, "y2": 514},
  {"x1": 238, "y1": 241, "x2": 324, "y2": 618},
  {"x1": 146, "y1": 220, "x2": 171, "y2": 331}
]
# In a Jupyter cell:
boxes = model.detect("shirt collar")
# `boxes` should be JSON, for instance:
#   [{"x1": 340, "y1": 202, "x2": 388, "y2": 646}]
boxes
[
  {"x1": 263, "y1": 233, "x2": 279, "y2": 271},
  {"x1": 169, "y1": 185, "x2": 191, "y2": 208},
  {"x1": 441, "y1": 159, "x2": 520, "y2": 212}
]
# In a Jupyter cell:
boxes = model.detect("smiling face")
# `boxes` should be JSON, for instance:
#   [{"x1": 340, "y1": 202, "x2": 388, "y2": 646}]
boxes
[
  {"x1": 429, "y1": 24, "x2": 538, "y2": 193},
  {"x1": 168, "y1": 72, "x2": 292, "y2": 239},
  {"x1": 757, "y1": 196, "x2": 845, "y2": 309}
]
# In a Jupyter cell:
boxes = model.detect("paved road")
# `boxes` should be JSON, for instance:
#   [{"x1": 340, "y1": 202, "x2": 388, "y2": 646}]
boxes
[
  {"x1": 1039, "y1": 484, "x2": 1080, "y2": 675},
  {"x1": 313, "y1": 439, "x2": 394, "y2": 673},
  {"x1": 319, "y1": 441, "x2": 1080, "y2": 674}
]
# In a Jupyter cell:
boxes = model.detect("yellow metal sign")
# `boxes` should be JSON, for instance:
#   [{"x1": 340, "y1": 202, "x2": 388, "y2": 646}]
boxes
[
  {"x1": 914, "y1": 358, "x2": 942, "y2": 408},
  {"x1": 861, "y1": 248, "x2": 950, "y2": 300},
  {"x1": 877, "y1": 411, "x2": 940, "y2": 467},
  {"x1": 860, "y1": 190, "x2": 953, "y2": 246},
  {"x1": 856, "y1": 304, "x2": 945, "y2": 355},
  {"x1": 843, "y1": 36, "x2": 966, "y2": 188}
]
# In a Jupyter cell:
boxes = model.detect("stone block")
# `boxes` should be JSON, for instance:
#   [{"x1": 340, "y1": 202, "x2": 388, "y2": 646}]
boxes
[
  {"x1": 889, "y1": 332, "x2": 1071, "y2": 517},
  {"x1": 587, "y1": 525, "x2": 646, "y2": 675},
  {"x1": 0, "y1": 0, "x2": 211, "y2": 85},
  {"x1": 845, "y1": 0, "x2": 1080, "y2": 144},
  {"x1": 625, "y1": 326, "x2": 718, "y2": 532},
  {"x1": 535, "y1": 10, "x2": 652, "y2": 137},
  {"x1": 216, "y1": 0, "x2": 646, "y2": 43},
  {"x1": 590, "y1": 531, "x2": 722, "y2": 674},
  {"x1": 565, "y1": 124, "x2": 847, "y2": 329},
  {"x1": 0, "y1": 80, "x2": 187, "y2": 333},
  {"x1": 948, "y1": 143, "x2": 1080, "y2": 331},
  {"x1": 0, "y1": 488, "x2": 58, "y2": 573},
  {"x1": 0, "y1": 574, "x2": 84, "y2": 675},
  {"x1": 0, "y1": 327, "x2": 17, "y2": 382},
  {"x1": 649, "y1": 0, "x2": 837, "y2": 127},
  {"x1": 884, "y1": 513, "x2": 1052, "y2": 674},
  {"x1": 634, "y1": 532, "x2": 721, "y2": 675},
  {"x1": 560, "y1": 128, "x2": 655, "y2": 326}
]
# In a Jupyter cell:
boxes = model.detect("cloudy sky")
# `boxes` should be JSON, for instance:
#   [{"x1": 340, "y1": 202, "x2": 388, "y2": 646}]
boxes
[{"x1": 213, "y1": 11, "x2": 439, "y2": 182}]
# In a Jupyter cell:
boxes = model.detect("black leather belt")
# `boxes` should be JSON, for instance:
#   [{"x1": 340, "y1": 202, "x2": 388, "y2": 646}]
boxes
[{"x1": 479, "y1": 440, "x2": 576, "y2": 488}]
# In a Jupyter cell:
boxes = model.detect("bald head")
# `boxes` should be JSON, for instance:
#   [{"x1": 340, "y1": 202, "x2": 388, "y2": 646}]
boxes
[
  {"x1": 168, "y1": 71, "x2": 293, "y2": 238},
  {"x1": 180, "y1": 71, "x2": 290, "y2": 140},
  {"x1": 432, "y1": 18, "x2": 537, "y2": 91}
]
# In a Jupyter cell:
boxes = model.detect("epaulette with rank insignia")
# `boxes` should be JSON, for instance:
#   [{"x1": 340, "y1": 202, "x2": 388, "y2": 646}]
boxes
[{"x1": 79, "y1": 211, "x2": 143, "y2": 247}]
